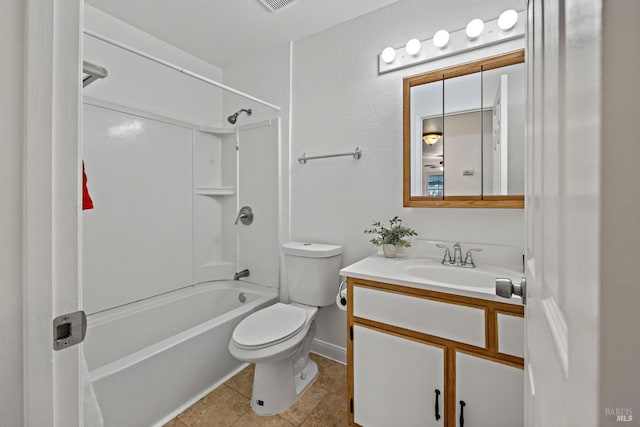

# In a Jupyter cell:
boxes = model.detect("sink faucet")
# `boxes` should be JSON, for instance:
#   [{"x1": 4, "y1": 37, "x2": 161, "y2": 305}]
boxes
[
  {"x1": 436, "y1": 242, "x2": 482, "y2": 268},
  {"x1": 462, "y1": 248, "x2": 482, "y2": 268},
  {"x1": 452, "y1": 243, "x2": 463, "y2": 266},
  {"x1": 436, "y1": 244, "x2": 452, "y2": 264}
]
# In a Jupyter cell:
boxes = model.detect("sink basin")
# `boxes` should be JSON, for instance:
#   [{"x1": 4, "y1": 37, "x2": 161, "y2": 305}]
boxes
[
  {"x1": 399, "y1": 260, "x2": 519, "y2": 290},
  {"x1": 339, "y1": 254, "x2": 523, "y2": 302}
]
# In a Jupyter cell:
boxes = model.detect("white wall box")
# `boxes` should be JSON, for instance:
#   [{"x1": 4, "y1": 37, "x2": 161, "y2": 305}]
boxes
[{"x1": 346, "y1": 278, "x2": 524, "y2": 427}]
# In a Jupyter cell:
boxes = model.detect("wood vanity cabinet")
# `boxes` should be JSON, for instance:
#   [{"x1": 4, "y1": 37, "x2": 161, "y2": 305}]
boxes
[{"x1": 346, "y1": 278, "x2": 525, "y2": 427}]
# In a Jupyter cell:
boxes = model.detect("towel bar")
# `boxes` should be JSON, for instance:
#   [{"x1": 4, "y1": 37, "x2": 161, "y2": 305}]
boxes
[{"x1": 298, "y1": 147, "x2": 362, "y2": 165}]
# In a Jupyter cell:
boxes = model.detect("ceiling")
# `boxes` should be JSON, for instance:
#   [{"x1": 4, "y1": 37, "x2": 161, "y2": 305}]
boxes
[{"x1": 85, "y1": 0, "x2": 404, "y2": 67}]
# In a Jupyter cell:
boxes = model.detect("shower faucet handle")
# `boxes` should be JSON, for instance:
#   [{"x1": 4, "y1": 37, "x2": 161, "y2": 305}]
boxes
[{"x1": 234, "y1": 206, "x2": 254, "y2": 226}]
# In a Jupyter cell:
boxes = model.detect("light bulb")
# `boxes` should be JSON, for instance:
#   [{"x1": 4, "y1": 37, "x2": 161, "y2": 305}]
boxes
[
  {"x1": 422, "y1": 133, "x2": 443, "y2": 145},
  {"x1": 380, "y1": 47, "x2": 396, "y2": 64},
  {"x1": 466, "y1": 18, "x2": 484, "y2": 39},
  {"x1": 405, "y1": 38, "x2": 421, "y2": 56},
  {"x1": 433, "y1": 30, "x2": 450, "y2": 48},
  {"x1": 498, "y1": 9, "x2": 518, "y2": 31}
]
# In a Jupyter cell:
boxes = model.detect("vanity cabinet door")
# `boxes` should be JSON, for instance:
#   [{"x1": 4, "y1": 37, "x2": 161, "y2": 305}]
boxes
[
  {"x1": 497, "y1": 313, "x2": 525, "y2": 358},
  {"x1": 353, "y1": 325, "x2": 444, "y2": 427},
  {"x1": 455, "y1": 352, "x2": 523, "y2": 427}
]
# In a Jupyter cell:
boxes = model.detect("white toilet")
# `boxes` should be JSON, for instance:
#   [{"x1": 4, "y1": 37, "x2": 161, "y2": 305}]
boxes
[{"x1": 228, "y1": 242, "x2": 342, "y2": 415}]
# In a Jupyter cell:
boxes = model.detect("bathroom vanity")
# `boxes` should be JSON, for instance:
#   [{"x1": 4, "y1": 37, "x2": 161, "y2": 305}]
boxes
[{"x1": 341, "y1": 254, "x2": 524, "y2": 427}]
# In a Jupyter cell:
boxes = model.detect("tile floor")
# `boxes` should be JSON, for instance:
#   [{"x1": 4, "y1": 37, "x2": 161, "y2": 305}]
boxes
[{"x1": 164, "y1": 354, "x2": 349, "y2": 426}]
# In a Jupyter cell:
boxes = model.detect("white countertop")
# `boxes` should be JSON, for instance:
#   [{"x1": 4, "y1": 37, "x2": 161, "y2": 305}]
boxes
[{"x1": 340, "y1": 253, "x2": 524, "y2": 305}]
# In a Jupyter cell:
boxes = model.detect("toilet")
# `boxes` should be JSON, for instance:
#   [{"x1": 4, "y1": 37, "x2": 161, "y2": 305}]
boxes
[{"x1": 228, "y1": 242, "x2": 342, "y2": 415}]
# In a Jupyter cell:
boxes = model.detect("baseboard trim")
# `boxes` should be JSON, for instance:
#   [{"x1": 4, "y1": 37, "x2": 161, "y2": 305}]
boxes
[{"x1": 311, "y1": 338, "x2": 346, "y2": 365}]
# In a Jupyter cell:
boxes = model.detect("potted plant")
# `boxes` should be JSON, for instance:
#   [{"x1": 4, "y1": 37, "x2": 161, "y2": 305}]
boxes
[{"x1": 364, "y1": 216, "x2": 417, "y2": 258}]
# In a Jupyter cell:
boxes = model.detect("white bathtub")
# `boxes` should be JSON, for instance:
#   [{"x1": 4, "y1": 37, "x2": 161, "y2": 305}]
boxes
[{"x1": 83, "y1": 281, "x2": 278, "y2": 427}]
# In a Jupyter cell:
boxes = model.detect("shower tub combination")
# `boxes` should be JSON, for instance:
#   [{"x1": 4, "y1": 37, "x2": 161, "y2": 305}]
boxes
[{"x1": 83, "y1": 281, "x2": 278, "y2": 427}]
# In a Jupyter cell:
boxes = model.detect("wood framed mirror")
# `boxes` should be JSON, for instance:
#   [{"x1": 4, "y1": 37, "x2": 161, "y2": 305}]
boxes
[{"x1": 403, "y1": 50, "x2": 525, "y2": 208}]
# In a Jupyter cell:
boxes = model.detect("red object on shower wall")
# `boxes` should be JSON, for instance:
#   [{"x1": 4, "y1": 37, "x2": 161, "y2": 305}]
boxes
[{"x1": 83, "y1": 162, "x2": 94, "y2": 210}]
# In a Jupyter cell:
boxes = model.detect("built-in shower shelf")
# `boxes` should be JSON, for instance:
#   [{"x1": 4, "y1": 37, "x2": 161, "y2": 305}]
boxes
[
  {"x1": 197, "y1": 126, "x2": 236, "y2": 136},
  {"x1": 195, "y1": 187, "x2": 236, "y2": 196}
]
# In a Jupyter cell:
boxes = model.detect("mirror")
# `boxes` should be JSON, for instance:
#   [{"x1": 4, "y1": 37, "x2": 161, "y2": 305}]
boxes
[{"x1": 403, "y1": 50, "x2": 525, "y2": 208}]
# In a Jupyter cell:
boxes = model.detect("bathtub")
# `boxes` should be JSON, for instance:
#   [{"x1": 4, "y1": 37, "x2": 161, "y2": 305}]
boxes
[{"x1": 83, "y1": 281, "x2": 278, "y2": 427}]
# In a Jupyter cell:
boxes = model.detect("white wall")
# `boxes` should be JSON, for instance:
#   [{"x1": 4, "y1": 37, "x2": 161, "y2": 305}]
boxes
[
  {"x1": 290, "y1": 0, "x2": 525, "y2": 351},
  {"x1": 83, "y1": 5, "x2": 223, "y2": 126},
  {"x1": 0, "y1": 0, "x2": 24, "y2": 424},
  {"x1": 600, "y1": 0, "x2": 640, "y2": 421}
]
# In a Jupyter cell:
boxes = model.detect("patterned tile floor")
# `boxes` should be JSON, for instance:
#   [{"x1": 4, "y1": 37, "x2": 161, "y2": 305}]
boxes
[{"x1": 164, "y1": 354, "x2": 349, "y2": 426}]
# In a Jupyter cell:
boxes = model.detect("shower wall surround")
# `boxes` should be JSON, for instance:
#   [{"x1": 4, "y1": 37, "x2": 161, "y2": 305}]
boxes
[
  {"x1": 83, "y1": 6, "x2": 273, "y2": 314},
  {"x1": 83, "y1": 105, "x2": 194, "y2": 313},
  {"x1": 82, "y1": 101, "x2": 247, "y2": 314},
  {"x1": 83, "y1": 5, "x2": 281, "y2": 314},
  {"x1": 223, "y1": 43, "x2": 291, "y2": 301}
]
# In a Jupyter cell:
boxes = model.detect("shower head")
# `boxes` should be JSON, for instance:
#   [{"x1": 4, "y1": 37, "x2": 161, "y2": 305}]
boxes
[{"x1": 227, "y1": 108, "x2": 252, "y2": 124}]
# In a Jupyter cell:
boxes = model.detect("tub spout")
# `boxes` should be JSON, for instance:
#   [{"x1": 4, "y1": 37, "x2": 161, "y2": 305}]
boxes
[{"x1": 234, "y1": 269, "x2": 250, "y2": 281}]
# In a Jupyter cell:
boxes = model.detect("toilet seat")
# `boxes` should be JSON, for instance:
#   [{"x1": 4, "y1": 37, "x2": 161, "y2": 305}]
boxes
[{"x1": 232, "y1": 303, "x2": 307, "y2": 350}]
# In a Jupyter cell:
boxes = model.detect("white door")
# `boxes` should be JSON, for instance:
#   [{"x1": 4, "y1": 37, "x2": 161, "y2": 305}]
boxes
[
  {"x1": 353, "y1": 326, "x2": 445, "y2": 427},
  {"x1": 23, "y1": 0, "x2": 83, "y2": 425},
  {"x1": 519, "y1": 1, "x2": 601, "y2": 426}
]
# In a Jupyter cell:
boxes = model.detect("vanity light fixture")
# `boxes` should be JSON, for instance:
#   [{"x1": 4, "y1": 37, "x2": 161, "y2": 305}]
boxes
[
  {"x1": 380, "y1": 47, "x2": 396, "y2": 64},
  {"x1": 378, "y1": 10, "x2": 524, "y2": 74},
  {"x1": 466, "y1": 18, "x2": 484, "y2": 39},
  {"x1": 422, "y1": 132, "x2": 442, "y2": 145},
  {"x1": 498, "y1": 9, "x2": 518, "y2": 31},
  {"x1": 405, "y1": 38, "x2": 422, "y2": 56},
  {"x1": 433, "y1": 30, "x2": 450, "y2": 48}
]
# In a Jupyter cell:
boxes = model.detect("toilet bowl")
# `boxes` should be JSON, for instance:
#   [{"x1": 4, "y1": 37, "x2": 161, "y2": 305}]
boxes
[
  {"x1": 228, "y1": 242, "x2": 342, "y2": 415},
  {"x1": 228, "y1": 302, "x2": 318, "y2": 415}
]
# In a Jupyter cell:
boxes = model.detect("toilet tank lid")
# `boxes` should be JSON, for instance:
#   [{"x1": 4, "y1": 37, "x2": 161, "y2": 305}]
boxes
[{"x1": 282, "y1": 242, "x2": 342, "y2": 258}]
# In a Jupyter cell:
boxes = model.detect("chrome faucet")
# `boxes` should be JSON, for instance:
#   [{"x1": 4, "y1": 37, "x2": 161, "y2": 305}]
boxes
[
  {"x1": 234, "y1": 269, "x2": 250, "y2": 280},
  {"x1": 462, "y1": 248, "x2": 482, "y2": 268},
  {"x1": 452, "y1": 243, "x2": 463, "y2": 266},
  {"x1": 436, "y1": 244, "x2": 452, "y2": 264},
  {"x1": 436, "y1": 242, "x2": 482, "y2": 268},
  {"x1": 234, "y1": 206, "x2": 254, "y2": 226}
]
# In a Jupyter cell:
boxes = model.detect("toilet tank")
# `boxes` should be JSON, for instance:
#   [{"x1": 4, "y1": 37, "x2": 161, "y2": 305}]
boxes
[{"x1": 283, "y1": 242, "x2": 342, "y2": 307}]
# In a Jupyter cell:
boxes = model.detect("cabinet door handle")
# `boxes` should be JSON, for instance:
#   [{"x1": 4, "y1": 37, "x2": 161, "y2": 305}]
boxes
[
  {"x1": 459, "y1": 400, "x2": 466, "y2": 427},
  {"x1": 434, "y1": 389, "x2": 441, "y2": 420}
]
